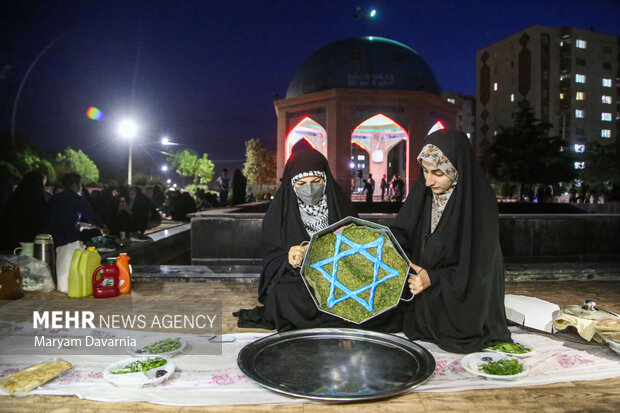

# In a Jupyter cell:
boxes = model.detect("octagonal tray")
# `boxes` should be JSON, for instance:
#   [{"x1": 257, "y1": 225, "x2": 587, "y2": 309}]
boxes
[
  {"x1": 237, "y1": 328, "x2": 435, "y2": 402},
  {"x1": 299, "y1": 216, "x2": 413, "y2": 324}
]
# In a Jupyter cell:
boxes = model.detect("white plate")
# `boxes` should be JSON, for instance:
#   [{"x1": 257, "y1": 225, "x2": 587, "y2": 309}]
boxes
[
  {"x1": 126, "y1": 337, "x2": 186, "y2": 358},
  {"x1": 103, "y1": 357, "x2": 175, "y2": 387},
  {"x1": 483, "y1": 342, "x2": 535, "y2": 358},
  {"x1": 461, "y1": 352, "x2": 528, "y2": 381}
]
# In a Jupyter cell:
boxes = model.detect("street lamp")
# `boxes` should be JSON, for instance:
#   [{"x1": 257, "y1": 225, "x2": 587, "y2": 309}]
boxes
[
  {"x1": 118, "y1": 119, "x2": 138, "y2": 185},
  {"x1": 161, "y1": 165, "x2": 168, "y2": 172}
]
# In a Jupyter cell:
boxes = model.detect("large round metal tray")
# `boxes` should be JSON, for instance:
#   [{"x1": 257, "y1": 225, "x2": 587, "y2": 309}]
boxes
[{"x1": 237, "y1": 328, "x2": 435, "y2": 402}]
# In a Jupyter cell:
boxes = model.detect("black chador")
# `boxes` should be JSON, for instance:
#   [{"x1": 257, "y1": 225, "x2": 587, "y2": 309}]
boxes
[
  {"x1": 234, "y1": 146, "x2": 400, "y2": 332},
  {"x1": 391, "y1": 129, "x2": 512, "y2": 353}
]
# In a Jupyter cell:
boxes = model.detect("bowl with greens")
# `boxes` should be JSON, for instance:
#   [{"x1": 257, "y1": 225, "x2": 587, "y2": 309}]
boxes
[
  {"x1": 461, "y1": 352, "x2": 528, "y2": 380},
  {"x1": 127, "y1": 336, "x2": 186, "y2": 358},
  {"x1": 104, "y1": 357, "x2": 175, "y2": 387},
  {"x1": 484, "y1": 342, "x2": 535, "y2": 358}
]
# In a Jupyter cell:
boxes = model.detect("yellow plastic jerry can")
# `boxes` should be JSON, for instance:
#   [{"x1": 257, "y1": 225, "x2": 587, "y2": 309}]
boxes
[{"x1": 68, "y1": 247, "x2": 101, "y2": 298}]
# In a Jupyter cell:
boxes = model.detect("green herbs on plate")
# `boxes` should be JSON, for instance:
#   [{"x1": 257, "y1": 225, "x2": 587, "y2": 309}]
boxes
[
  {"x1": 480, "y1": 358, "x2": 524, "y2": 376},
  {"x1": 487, "y1": 342, "x2": 532, "y2": 354},
  {"x1": 140, "y1": 337, "x2": 181, "y2": 354},
  {"x1": 111, "y1": 357, "x2": 167, "y2": 375}
]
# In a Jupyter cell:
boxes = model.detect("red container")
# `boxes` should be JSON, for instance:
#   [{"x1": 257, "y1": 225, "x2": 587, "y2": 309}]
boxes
[{"x1": 92, "y1": 263, "x2": 120, "y2": 298}]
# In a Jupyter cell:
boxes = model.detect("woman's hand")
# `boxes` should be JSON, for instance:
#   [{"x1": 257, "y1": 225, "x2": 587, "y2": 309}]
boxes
[
  {"x1": 408, "y1": 263, "x2": 431, "y2": 295},
  {"x1": 288, "y1": 244, "x2": 309, "y2": 268}
]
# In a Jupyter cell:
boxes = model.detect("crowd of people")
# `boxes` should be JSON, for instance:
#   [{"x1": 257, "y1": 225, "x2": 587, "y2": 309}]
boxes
[{"x1": 0, "y1": 166, "x2": 261, "y2": 252}]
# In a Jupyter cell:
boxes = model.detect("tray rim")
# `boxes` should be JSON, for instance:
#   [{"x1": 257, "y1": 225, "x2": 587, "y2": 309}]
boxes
[{"x1": 237, "y1": 327, "x2": 436, "y2": 402}]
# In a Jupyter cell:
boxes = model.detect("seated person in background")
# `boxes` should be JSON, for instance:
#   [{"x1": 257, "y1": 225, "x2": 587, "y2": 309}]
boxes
[
  {"x1": 45, "y1": 172, "x2": 107, "y2": 248},
  {"x1": 107, "y1": 195, "x2": 134, "y2": 236},
  {"x1": 128, "y1": 186, "x2": 159, "y2": 233},
  {"x1": 0, "y1": 171, "x2": 47, "y2": 251},
  {"x1": 234, "y1": 146, "x2": 400, "y2": 333},
  {"x1": 391, "y1": 129, "x2": 512, "y2": 353}
]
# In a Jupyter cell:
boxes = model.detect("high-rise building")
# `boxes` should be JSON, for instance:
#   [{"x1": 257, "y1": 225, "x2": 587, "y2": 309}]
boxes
[
  {"x1": 441, "y1": 91, "x2": 476, "y2": 143},
  {"x1": 476, "y1": 25, "x2": 618, "y2": 157}
]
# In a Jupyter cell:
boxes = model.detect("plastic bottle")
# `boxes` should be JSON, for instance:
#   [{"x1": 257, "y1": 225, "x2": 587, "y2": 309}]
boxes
[
  {"x1": 68, "y1": 247, "x2": 101, "y2": 298},
  {"x1": 116, "y1": 253, "x2": 131, "y2": 294},
  {"x1": 92, "y1": 263, "x2": 120, "y2": 298}
]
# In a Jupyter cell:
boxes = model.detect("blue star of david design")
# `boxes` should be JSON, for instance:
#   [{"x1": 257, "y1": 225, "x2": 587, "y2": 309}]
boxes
[{"x1": 310, "y1": 233, "x2": 400, "y2": 312}]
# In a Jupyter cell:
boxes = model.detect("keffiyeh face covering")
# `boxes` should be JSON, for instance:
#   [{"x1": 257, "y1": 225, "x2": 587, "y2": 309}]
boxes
[
  {"x1": 417, "y1": 144, "x2": 458, "y2": 233},
  {"x1": 292, "y1": 171, "x2": 328, "y2": 236}
]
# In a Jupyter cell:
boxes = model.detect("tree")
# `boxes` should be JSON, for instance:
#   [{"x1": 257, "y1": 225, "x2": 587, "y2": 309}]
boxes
[
  {"x1": 579, "y1": 141, "x2": 620, "y2": 192},
  {"x1": 479, "y1": 104, "x2": 575, "y2": 199},
  {"x1": 195, "y1": 154, "x2": 215, "y2": 184},
  {"x1": 166, "y1": 149, "x2": 214, "y2": 186},
  {"x1": 243, "y1": 139, "x2": 276, "y2": 193},
  {"x1": 55, "y1": 147, "x2": 100, "y2": 184}
]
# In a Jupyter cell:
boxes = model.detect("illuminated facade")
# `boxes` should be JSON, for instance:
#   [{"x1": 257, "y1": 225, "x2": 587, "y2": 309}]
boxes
[
  {"x1": 275, "y1": 37, "x2": 456, "y2": 197},
  {"x1": 477, "y1": 25, "x2": 618, "y2": 154}
]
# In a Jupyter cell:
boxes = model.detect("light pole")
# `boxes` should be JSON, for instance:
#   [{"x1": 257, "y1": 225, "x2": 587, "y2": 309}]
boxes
[{"x1": 118, "y1": 120, "x2": 138, "y2": 185}]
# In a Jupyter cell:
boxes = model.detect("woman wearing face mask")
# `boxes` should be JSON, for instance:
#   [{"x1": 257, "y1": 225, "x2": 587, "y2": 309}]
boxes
[
  {"x1": 391, "y1": 129, "x2": 512, "y2": 353},
  {"x1": 234, "y1": 146, "x2": 356, "y2": 331}
]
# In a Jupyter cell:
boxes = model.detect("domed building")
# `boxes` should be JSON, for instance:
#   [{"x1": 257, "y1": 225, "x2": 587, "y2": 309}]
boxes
[{"x1": 274, "y1": 36, "x2": 456, "y2": 197}]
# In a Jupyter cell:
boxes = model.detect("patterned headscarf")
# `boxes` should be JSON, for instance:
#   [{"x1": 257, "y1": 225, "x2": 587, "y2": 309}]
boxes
[
  {"x1": 417, "y1": 144, "x2": 458, "y2": 233},
  {"x1": 291, "y1": 170, "x2": 328, "y2": 236}
]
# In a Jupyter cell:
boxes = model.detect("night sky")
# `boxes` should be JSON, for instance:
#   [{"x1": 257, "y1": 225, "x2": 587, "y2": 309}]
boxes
[{"x1": 1, "y1": 0, "x2": 618, "y2": 179}]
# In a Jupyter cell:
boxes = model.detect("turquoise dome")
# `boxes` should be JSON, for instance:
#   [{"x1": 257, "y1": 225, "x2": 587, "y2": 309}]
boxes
[{"x1": 286, "y1": 36, "x2": 440, "y2": 98}]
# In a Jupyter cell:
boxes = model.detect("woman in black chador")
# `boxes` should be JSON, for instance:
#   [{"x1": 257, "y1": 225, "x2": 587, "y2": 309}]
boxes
[
  {"x1": 235, "y1": 146, "x2": 400, "y2": 332},
  {"x1": 391, "y1": 129, "x2": 511, "y2": 353}
]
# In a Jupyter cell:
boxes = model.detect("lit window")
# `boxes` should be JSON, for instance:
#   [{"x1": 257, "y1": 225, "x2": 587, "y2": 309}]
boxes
[
  {"x1": 447, "y1": 98, "x2": 456, "y2": 104},
  {"x1": 575, "y1": 74, "x2": 586, "y2": 83},
  {"x1": 560, "y1": 41, "x2": 565, "y2": 46},
  {"x1": 574, "y1": 162, "x2": 585, "y2": 169},
  {"x1": 601, "y1": 113, "x2": 612, "y2": 121},
  {"x1": 357, "y1": 155, "x2": 365, "y2": 161},
  {"x1": 601, "y1": 129, "x2": 611, "y2": 138},
  {"x1": 602, "y1": 78, "x2": 612, "y2": 87},
  {"x1": 560, "y1": 93, "x2": 565, "y2": 99},
  {"x1": 576, "y1": 92, "x2": 585, "y2": 100},
  {"x1": 602, "y1": 96, "x2": 612, "y2": 104},
  {"x1": 573, "y1": 144, "x2": 585, "y2": 153},
  {"x1": 493, "y1": 82, "x2": 498, "y2": 91},
  {"x1": 576, "y1": 39, "x2": 587, "y2": 49},
  {"x1": 510, "y1": 94, "x2": 515, "y2": 102},
  {"x1": 466, "y1": 133, "x2": 471, "y2": 139},
  {"x1": 575, "y1": 109, "x2": 585, "y2": 118},
  {"x1": 493, "y1": 130, "x2": 498, "y2": 136}
]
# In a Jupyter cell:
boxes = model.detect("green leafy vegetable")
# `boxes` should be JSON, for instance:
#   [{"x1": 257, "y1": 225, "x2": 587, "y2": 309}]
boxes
[
  {"x1": 480, "y1": 358, "x2": 524, "y2": 376},
  {"x1": 487, "y1": 342, "x2": 532, "y2": 354},
  {"x1": 304, "y1": 224, "x2": 409, "y2": 323},
  {"x1": 141, "y1": 337, "x2": 181, "y2": 354},
  {"x1": 111, "y1": 357, "x2": 167, "y2": 375}
]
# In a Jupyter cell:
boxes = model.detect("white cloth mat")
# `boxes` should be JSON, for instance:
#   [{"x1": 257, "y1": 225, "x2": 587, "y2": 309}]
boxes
[{"x1": 1, "y1": 328, "x2": 619, "y2": 406}]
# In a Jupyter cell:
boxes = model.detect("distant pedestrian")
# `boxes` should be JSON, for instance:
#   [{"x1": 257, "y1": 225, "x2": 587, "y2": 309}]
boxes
[
  {"x1": 380, "y1": 174, "x2": 388, "y2": 201},
  {"x1": 231, "y1": 169, "x2": 247, "y2": 205},
  {"x1": 392, "y1": 174, "x2": 405, "y2": 202},
  {"x1": 363, "y1": 173, "x2": 375, "y2": 203},
  {"x1": 216, "y1": 168, "x2": 230, "y2": 206}
]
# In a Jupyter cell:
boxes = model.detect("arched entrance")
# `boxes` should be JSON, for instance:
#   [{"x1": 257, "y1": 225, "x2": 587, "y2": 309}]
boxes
[
  {"x1": 351, "y1": 114, "x2": 408, "y2": 197},
  {"x1": 285, "y1": 117, "x2": 327, "y2": 160}
]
